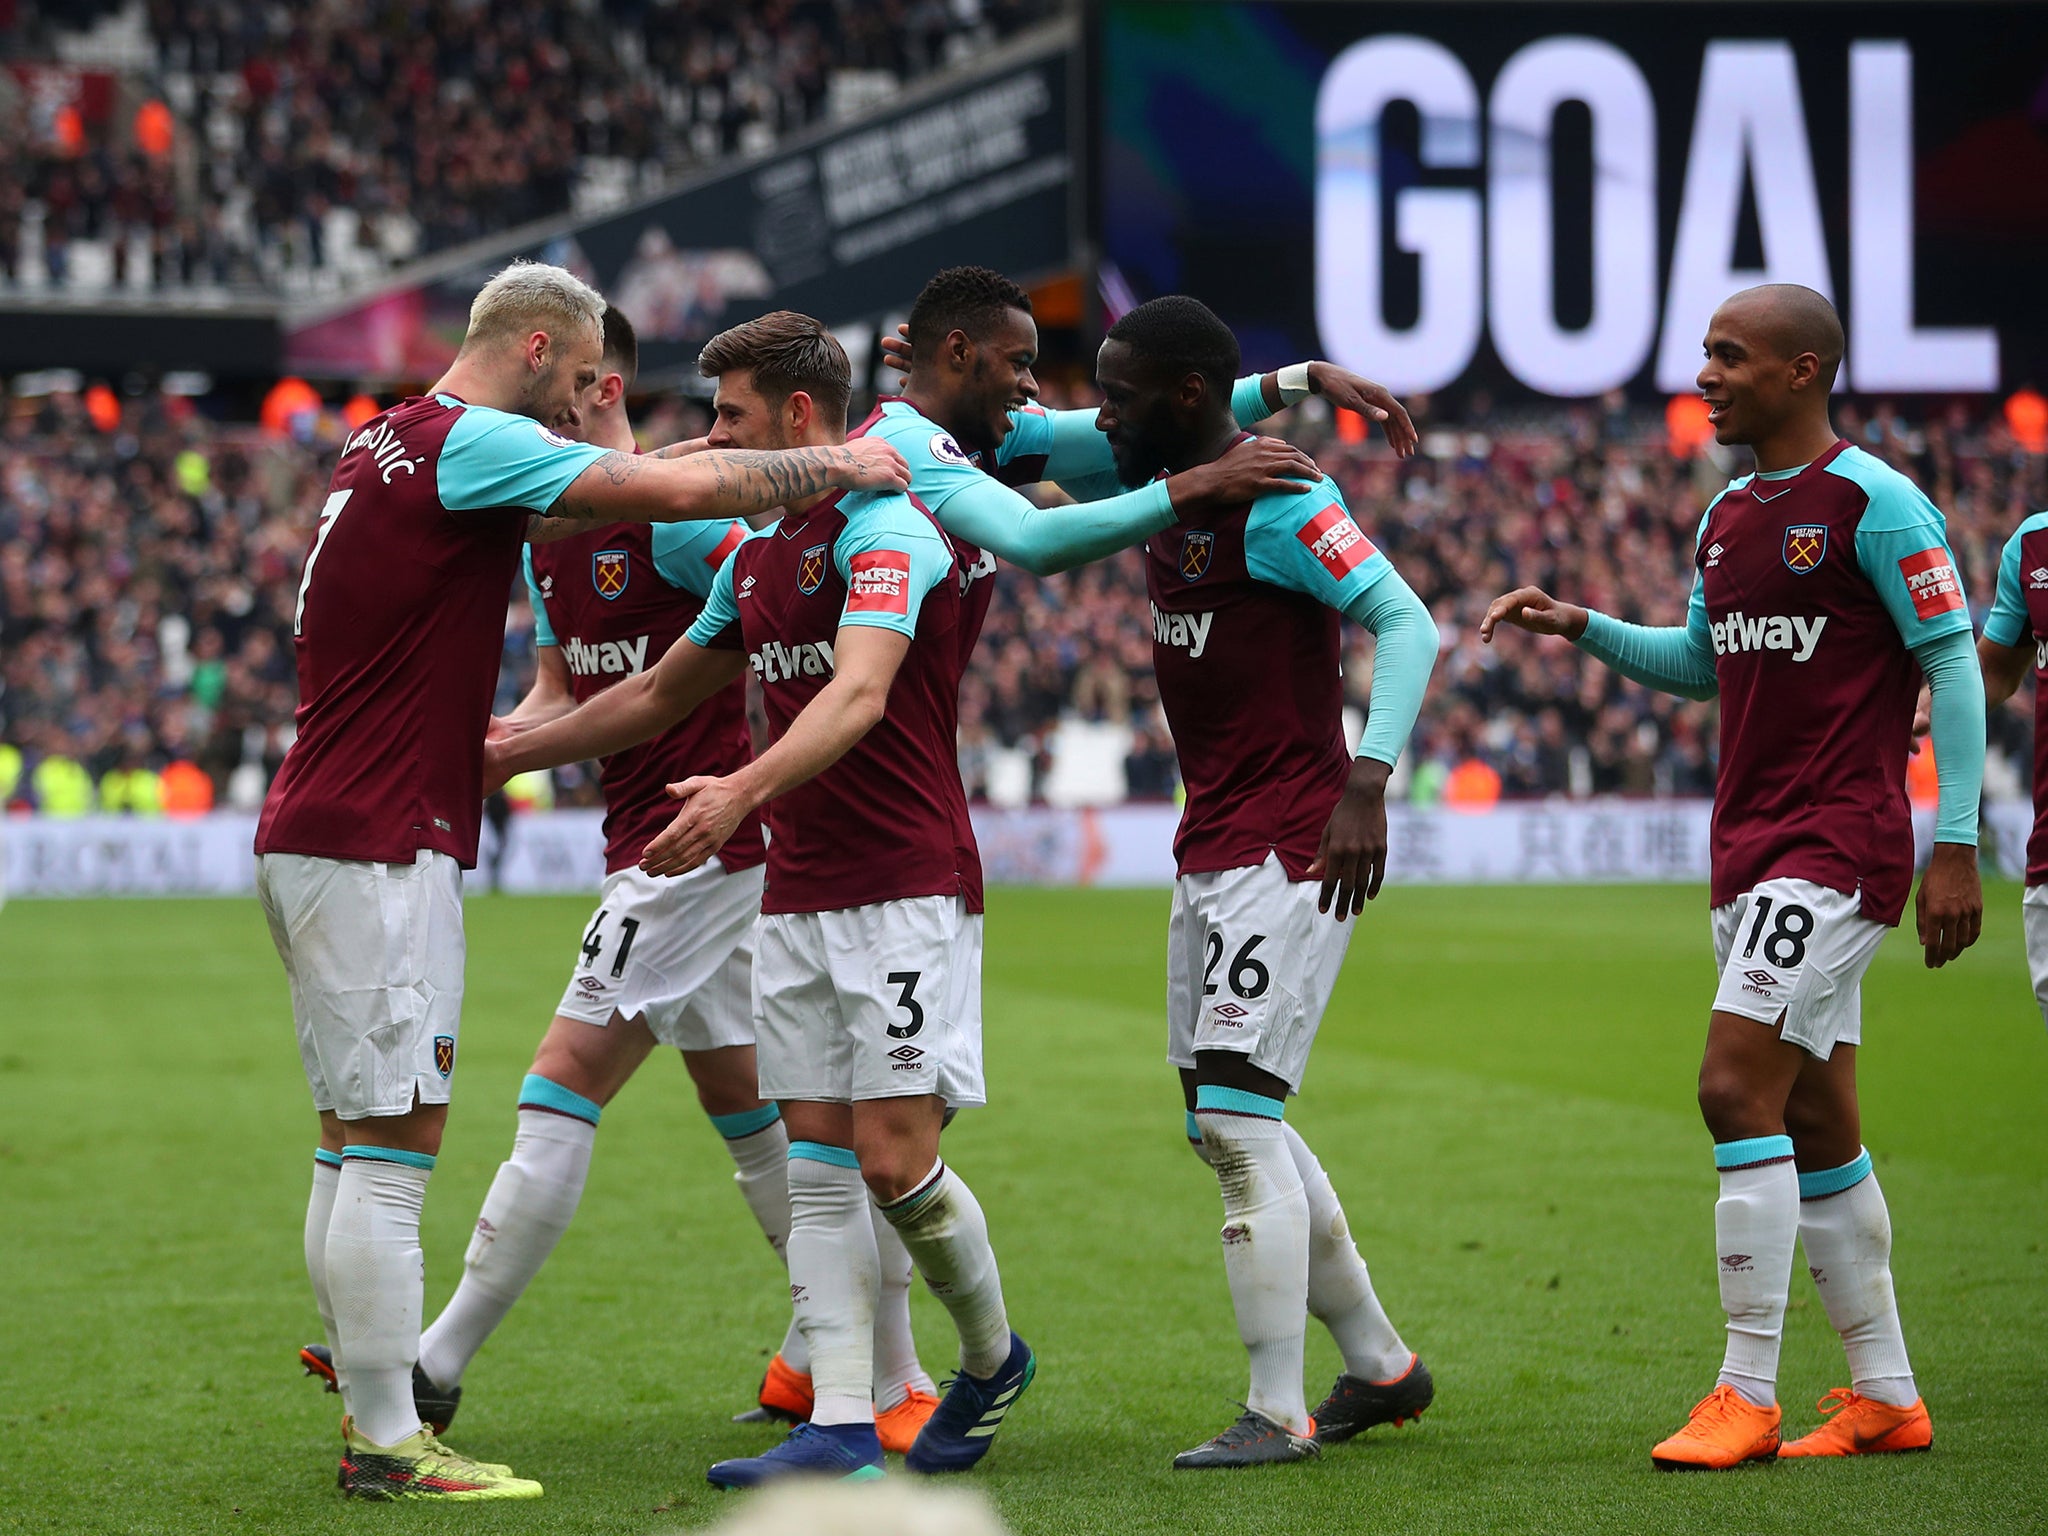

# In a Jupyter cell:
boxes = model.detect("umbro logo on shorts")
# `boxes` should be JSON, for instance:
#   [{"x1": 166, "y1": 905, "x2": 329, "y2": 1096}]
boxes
[
  {"x1": 1221, "y1": 1222, "x2": 1251, "y2": 1246},
  {"x1": 1210, "y1": 1002, "x2": 1250, "y2": 1024},
  {"x1": 1721, "y1": 1253, "x2": 1754, "y2": 1271},
  {"x1": 1742, "y1": 970, "x2": 1775, "y2": 986},
  {"x1": 888, "y1": 1044, "x2": 924, "y2": 1072}
]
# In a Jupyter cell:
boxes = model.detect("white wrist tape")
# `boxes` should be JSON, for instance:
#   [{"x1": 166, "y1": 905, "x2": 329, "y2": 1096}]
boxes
[{"x1": 1277, "y1": 361, "x2": 1314, "y2": 403}]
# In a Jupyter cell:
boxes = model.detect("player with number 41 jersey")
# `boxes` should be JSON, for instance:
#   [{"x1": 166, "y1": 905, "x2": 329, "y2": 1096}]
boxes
[
  {"x1": 1483, "y1": 284, "x2": 1984, "y2": 1473},
  {"x1": 1093, "y1": 297, "x2": 1442, "y2": 1470}
]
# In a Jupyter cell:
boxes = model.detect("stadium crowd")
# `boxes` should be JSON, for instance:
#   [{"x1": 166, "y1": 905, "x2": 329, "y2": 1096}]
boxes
[
  {"x1": 3, "y1": 377, "x2": 2041, "y2": 817},
  {"x1": 2, "y1": 0, "x2": 1058, "y2": 293}
]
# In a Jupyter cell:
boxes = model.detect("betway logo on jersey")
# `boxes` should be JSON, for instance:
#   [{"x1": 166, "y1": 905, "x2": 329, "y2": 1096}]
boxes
[
  {"x1": 561, "y1": 635, "x2": 650, "y2": 677},
  {"x1": 1150, "y1": 601, "x2": 1213, "y2": 658},
  {"x1": 752, "y1": 638, "x2": 835, "y2": 683},
  {"x1": 1709, "y1": 611, "x2": 1827, "y2": 662}
]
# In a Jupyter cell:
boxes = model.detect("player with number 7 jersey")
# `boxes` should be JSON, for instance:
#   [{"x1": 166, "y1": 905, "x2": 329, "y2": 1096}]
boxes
[
  {"x1": 1481, "y1": 284, "x2": 1983, "y2": 1472},
  {"x1": 249, "y1": 263, "x2": 909, "y2": 1500}
]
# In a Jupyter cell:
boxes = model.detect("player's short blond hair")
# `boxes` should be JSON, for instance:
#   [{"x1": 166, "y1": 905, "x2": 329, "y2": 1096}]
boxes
[{"x1": 461, "y1": 260, "x2": 605, "y2": 356}]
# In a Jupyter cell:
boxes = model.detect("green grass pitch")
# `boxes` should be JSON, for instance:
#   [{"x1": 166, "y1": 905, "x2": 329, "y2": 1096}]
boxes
[{"x1": 2, "y1": 884, "x2": 2044, "y2": 1534}]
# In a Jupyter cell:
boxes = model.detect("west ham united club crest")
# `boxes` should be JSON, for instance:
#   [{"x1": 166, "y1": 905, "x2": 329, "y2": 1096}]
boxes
[
  {"x1": 797, "y1": 544, "x2": 828, "y2": 595},
  {"x1": 592, "y1": 548, "x2": 629, "y2": 600},
  {"x1": 1179, "y1": 529, "x2": 1215, "y2": 582},
  {"x1": 1782, "y1": 524, "x2": 1827, "y2": 574},
  {"x1": 434, "y1": 1035, "x2": 455, "y2": 1078}
]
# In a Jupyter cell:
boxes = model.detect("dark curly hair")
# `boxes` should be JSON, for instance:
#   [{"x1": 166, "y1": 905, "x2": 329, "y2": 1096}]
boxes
[
  {"x1": 906, "y1": 266, "x2": 1032, "y2": 353},
  {"x1": 1104, "y1": 295, "x2": 1241, "y2": 396}
]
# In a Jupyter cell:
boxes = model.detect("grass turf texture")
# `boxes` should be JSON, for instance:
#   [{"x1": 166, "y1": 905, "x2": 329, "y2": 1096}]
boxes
[{"x1": 1, "y1": 884, "x2": 2044, "y2": 1535}]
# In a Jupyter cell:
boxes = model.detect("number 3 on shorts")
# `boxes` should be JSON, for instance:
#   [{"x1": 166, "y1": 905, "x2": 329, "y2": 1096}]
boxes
[{"x1": 886, "y1": 971, "x2": 924, "y2": 1039}]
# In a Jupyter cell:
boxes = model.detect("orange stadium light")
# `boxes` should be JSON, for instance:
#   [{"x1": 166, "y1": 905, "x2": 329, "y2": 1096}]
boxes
[
  {"x1": 83, "y1": 383, "x2": 120, "y2": 432},
  {"x1": 260, "y1": 377, "x2": 322, "y2": 438},
  {"x1": 341, "y1": 393, "x2": 382, "y2": 430},
  {"x1": 2006, "y1": 388, "x2": 2047, "y2": 454},
  {"x1": 134, "y1": 98, "x2": 174, "y2": 158},
  {"x1": 1666, "y1": 393, "x2": 1714, "y2": 457}
]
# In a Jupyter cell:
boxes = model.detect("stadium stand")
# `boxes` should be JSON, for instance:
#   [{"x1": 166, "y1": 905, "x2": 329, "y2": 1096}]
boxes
[
  {"x1": 2, "y1": 375, "x2": 2038, "y2": 816},
  {"x1": 0, "y1": 0, "x2": 1059, "y2": 296}
]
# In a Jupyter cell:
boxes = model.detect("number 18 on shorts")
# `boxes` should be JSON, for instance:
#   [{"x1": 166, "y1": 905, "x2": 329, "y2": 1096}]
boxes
[{"x1": 1709, "y1": 877, "x2": 1887, "y2": 1060}]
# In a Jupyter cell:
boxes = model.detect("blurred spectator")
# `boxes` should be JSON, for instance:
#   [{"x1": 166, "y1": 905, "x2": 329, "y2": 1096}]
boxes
[
  {"x1": 2, "y1": 0, "x2": 1060, "y2": 295},
  {"x1": 2, "y1": 377, "x2": 2044, "y2": 815}
]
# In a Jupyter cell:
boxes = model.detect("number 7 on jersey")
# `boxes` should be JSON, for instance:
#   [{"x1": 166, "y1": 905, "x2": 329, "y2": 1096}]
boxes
[{"x1": 293, "y1": 489, "x2": 352, "y2": 636}]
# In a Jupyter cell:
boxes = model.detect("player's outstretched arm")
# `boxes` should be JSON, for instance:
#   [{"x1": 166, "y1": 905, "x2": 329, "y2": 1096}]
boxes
[
  {"x1": 545, "y1": 440, "x2": 909, "y2": 525},
  {"x1": 640, "y1": 624, "x2": 910, "y2": 877},
  {"x1": 484, "y1": 638, "x2": 745, "y2": 793},
  {"x1": 932, "y1": 436, "x2": 1322, "y2": 577},
  {"x1": 1482, "y1": 584, "x2": 1718, "y2": 701},
  {"x1": 1913, "y1": 628, "x2": 1986, "y2": 968}
]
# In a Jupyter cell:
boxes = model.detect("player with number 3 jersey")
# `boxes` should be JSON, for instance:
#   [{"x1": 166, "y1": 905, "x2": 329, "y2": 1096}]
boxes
[{"x1": 1483, "y1": 284, "x2": 1984, "y2": 1471}]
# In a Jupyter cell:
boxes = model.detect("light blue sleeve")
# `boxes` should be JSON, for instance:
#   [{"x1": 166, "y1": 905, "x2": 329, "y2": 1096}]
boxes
[
  {"x1": 1915, "y1": 628, "x2": 1985, "y2": 845},
  {"x1": 437, "y1": 401, "x2": 608, "y2": 514},
  {"x1": 1345, "y1": 570, "x2": 1438, "y2": 767},
  {"x1": 928, "y1": 469, "x2": 1174, "y2": 576},
  {"x1": 868, "y1": 405, "x2": 997, "y2": 514},
  {"x1": 1575, "y1": 585, "x2": 1719, "y2": 701},
  {"x1": 1832, "y1": 451, "x2": 1975, "y2": 647},
  {"x1": 1242, "y1": 480, "x2": 1393, "y2": 610},
  {"x1": 992, "y1": 402, "x2": 1117, "y2": 483},
  {"x1": 522, "y1": 547, "x2": 555, "y2": 647},
  {"x1": 650, "y1": 519, "x2": 749, "y2": 599},
  {"x1": 683, "y1": 554, "x2": 742, "y2": 649},
  {"x1": 1983, "y1": 518, "x2": 2045, "y2": 648},
  {"x1": 1231, "y1": 373, "x2": 1274, "y2": 427},
  {"x1": 832, "y1": 493, "x2": 955, "y2": 638}
]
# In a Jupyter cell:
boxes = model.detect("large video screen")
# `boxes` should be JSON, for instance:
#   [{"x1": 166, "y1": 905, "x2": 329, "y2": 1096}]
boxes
[{"x1": 1096, "y1": 1, "x2": 2048, "y2": 397}]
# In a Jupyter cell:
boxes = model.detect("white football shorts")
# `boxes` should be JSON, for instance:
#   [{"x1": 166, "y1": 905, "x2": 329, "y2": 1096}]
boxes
[
  {"x1": 256, "y1": 849, "x2": 466, "y2": 1120},
  {"x1": 554, "y1": 859, "x2": 763, "y2": 1053},
  {"x1": 1710, "y1": 877, "x2": 1887, "y2": 1059},
  {"x1": 1167, "y1": 853, "x2": 1355, "y2": 1094},
  {"x1": 2021, "y1": 885, "x2": 2048, "y2": 1031},
  {"x1": 752, "y1": 894, "x2": 984, "y2": 1107}
]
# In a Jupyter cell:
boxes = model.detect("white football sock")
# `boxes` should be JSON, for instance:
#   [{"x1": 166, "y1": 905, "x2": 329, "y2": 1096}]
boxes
[
  {"x1": 1282, "y1": 1124, "x2": 1412, "y2": 1383},
  {"x1": 418, "y1": 1081, "x2": 598, "y2": 1391},
  {"x1": 1799, "y1": 1151, "x2": 1917, "y2": 1406},
  {"x1": 880, "y1": 1161, "x2": 1011, "y2": 1380},
  {"x1": 712, "y1": 1106, "x2": 810, "y2": 1376},
  {"x1": 1195, "y1": 1094, "x2": 1311, "y2": 1435},
  {"x1": 327, "y1": 1149, "x2": 432, "y2": 1447},
  {"x1": 1712, "y1": 1137, "x2": 1799, "y2": 1409},
  {"x1": 871, "y1": 1200, "x2": 934, "y2": 1409},
  {"x1": 305, "y1": 1151, "x2": 349, "y2": 1401},
  {"x1": 787, "y1": 1147, "x2": 878, "y2": 1426}
]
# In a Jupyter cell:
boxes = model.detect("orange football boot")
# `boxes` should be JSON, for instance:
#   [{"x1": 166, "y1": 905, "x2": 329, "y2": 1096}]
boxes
[
  {"x1": 873, "y1": 1387, "x2": 940, "y2": 1454},
  {"x1": 1650, "y1": 1384, "x2": 1782, "y2": 1470},
  {"x1": 756, "y1": 1353, "x2": 815, "y2": 1423},
  {"x1": 1779, "y1": 1389, "x2": 1932, "y2": 1457}
]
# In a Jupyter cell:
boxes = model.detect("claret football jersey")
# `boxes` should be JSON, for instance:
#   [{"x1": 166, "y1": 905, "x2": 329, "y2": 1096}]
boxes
[
  {"x1": 525, "y1": 518, "x2": 764, "y2": 875},
  {"x1": 256, "y1": 394, "x2": 605, "y2": 867},
  {"x1": 687, "y1": 488, "x2": 979, "y2": 915},
  {"x1": 1691, "y1": 440, "x2": 1972, "y2": 924},
  {"x1": 1144, "y1": 446, "x2": 1394, "y2": 880},
  {"x1": 1981, "y1": 508, "x2": 2048, "y2": 885}
]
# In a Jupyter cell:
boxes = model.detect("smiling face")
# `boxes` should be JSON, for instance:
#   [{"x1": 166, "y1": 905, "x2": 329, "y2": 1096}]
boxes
[
  {"x1": 1696, "y1": 293, "x2": 1820, "y2": 448},
  {"x1": 706, "y1": 368, "x2": 797, "y2": 451},
  {"x1": 948, "y1": 305, "x2": 1040, "y2": 461},
  {"x1": 1093, "y1": 337, "x2": 1185, "y2": 489}
]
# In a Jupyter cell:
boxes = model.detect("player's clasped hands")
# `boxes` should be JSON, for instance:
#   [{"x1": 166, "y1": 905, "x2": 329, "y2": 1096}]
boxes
[
  {"x1": 1478, "y1": 585, "x2": 1589, "y2": 644},
  {"x1": 640, "y1": 774, "x2": 752, "y2": 878},
  {"x1": 837, "y1": 437, "x2": 912, "y2": 492}
]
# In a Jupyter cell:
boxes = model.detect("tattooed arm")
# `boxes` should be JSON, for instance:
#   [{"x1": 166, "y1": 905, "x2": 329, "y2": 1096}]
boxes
[{"x1": 544, "y1": 440, "x2": 909, "y2": 524}]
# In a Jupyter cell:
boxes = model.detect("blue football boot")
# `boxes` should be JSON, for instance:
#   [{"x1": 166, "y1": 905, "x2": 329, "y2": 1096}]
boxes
[
  {"x1": 706, "y1": 1421, "x2": 884, "y2": 1490},
  {"x1": 904, "y1": 1333, "x2": 1036, "y2": 1474}
]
